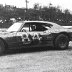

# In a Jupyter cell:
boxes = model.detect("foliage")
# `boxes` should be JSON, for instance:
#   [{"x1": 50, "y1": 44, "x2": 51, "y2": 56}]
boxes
[{"x1": 0, "y1": 4, "x2": 72, "y2": 28}]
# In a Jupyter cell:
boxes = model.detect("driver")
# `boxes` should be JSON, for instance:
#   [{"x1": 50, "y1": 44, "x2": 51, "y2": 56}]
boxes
[{"x1": 31, "y1": 25, "x2": 36, "y2": 31}]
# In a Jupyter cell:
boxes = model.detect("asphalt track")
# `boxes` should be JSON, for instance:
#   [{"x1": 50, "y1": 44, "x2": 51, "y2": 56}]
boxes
[{"x1": 0, "y1": 42, "x2": 72, "y2": 72}]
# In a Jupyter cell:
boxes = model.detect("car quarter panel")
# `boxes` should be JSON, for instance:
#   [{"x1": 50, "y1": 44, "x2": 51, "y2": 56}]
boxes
[{"x1": 2, "y1": 32, "x2": 19, "y2": 48}]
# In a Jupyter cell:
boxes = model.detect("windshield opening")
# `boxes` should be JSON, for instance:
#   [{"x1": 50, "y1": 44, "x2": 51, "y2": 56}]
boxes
[{"x1": 7, "y1": 22, "x2": 23, "y2": 32}]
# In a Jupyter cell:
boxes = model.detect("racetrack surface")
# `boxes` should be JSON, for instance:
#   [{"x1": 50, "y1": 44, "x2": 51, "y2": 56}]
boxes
[{"x1": 0, "y1": 42, "x2": 72, "y2": 72}]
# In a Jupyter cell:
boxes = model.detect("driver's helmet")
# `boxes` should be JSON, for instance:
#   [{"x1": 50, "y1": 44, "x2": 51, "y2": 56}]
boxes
[{"x1": 31, "y1": 25, "x2": 36, "y2": 31}]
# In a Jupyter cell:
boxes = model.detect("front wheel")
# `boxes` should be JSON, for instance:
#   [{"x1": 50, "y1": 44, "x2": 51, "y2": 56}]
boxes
[
  {"x1": 54, "y1": 34, "x2": 69, "y2": 50},
  {"x1": 0, "y1": 39, "x2": 5, "y2": 55}
]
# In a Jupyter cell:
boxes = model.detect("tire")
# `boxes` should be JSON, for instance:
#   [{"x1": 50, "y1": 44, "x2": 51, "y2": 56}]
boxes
[
  {"x1": 54, "y1": 34, "x2": 69, "y2": 50},
  {"x1": 0, "y1": 39, "x2": 5, "y2": 55}
]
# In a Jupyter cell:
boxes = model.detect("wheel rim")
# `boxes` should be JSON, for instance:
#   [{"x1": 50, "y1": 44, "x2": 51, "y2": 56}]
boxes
[
  {"x1": 58, "y1": 37, "x2": 68, "y2": 49},
  {"x1": 0, "y1": 46, "x2": 4, "y2": 53},
  {"x1": 0, "y1": 40, "x2": 5, "y2": 54}
]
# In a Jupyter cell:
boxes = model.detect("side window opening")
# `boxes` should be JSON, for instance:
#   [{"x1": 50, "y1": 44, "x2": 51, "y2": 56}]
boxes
[
  {"x1": 33, "y1": 23, "x2": 53, "y2": 31},
  {"x1": 21, "y1": 23, "x2": 30, "y2": 32},
  {"x1": 30, "y1": 23, "x2": 48, "y2": 31},
  {"x1": 44, "y1": 23, "x2": 53, "y2": 28},
  {"x1": 30, "y1": 22, "x2": 53, "y2": 31},
  {"x1": 21, "y1": 22, "x2": 53, "y2": 32}
]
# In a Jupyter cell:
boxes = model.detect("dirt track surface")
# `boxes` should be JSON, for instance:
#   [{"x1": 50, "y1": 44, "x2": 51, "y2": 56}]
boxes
[{"x1": 0, "y1": 42, "x2": 72, "y2": 72}]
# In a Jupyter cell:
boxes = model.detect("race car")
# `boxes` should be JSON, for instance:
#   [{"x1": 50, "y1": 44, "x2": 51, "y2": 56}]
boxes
[{"x1": 0, "y1": 21, "x2": 72, "y2": 54}]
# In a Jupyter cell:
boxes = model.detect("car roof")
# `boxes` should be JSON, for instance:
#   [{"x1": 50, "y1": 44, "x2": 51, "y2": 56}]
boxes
[{"x1": 18, "y1": 20, "x2": 59, "y2": 26}]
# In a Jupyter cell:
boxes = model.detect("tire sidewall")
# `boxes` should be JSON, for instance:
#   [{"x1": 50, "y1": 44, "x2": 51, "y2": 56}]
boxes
[
  {"x1": 54, "y1": 34, "x2": 69, "y2": 50},
  {"x1": 0, "y1": 39, "x2": 5, "y2": 55}
]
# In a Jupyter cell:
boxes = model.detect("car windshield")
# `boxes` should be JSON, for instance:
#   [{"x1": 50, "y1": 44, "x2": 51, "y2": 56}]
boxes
[{"x1": 7, "y1": 22, "x2": 23, "y2": 32}]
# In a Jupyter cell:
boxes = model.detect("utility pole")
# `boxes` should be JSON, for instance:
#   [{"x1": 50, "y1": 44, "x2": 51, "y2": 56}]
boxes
[
  {"x1": 25, "y1": 0, "x2": 29, "y2": 20},
  {"x1": 25, "y1": 0, "x2": 29, "y2": 12}
]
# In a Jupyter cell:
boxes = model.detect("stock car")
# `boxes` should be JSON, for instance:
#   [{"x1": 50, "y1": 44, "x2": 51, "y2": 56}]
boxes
[{"x1": 0, "y1": 21, "x2": 72, "y2": 54}]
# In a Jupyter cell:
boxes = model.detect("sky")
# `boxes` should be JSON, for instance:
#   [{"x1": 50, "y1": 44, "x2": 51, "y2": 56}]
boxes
[{"x1": 0, "y1": 0, "x2": 72, "y2": 11}]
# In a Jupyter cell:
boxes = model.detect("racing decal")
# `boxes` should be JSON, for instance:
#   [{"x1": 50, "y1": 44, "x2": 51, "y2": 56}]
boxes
[
  {"x1": 21, "y1": 33, "x2": 42, "y2": 45},
  {"x1": 21, "y1": 34, "x2": 32, "y2": 44},
  {"x1": 32, "y1": 33, "x2": 41, "y2": 40},
  {"x1": 32, "y1": 33, "x2": 42, "y2": 44}
]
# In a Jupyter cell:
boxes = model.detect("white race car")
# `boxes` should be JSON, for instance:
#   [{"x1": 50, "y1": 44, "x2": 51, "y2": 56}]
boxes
[{"x1": 0, "y1": 21, "x2": 72, "y2": 54}]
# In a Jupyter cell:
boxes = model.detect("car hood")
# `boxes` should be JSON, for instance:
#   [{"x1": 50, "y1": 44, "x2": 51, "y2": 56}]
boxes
[{"x1": 0, "y1": 31, "x2": 16, "y2": 38}]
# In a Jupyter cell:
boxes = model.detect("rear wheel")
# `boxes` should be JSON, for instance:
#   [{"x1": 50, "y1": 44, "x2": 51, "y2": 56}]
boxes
[
  {"x1": 0, "y1": 39, "x2": 5, "y2": 55},
  {"x1": 54, "y1": 34, "x2": 69, "y2": 50}
]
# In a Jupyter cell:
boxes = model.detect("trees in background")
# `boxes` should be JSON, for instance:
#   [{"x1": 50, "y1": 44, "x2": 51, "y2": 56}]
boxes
[{"x1": 0, "y1": 3, "x2": 72, "y2": 28}]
